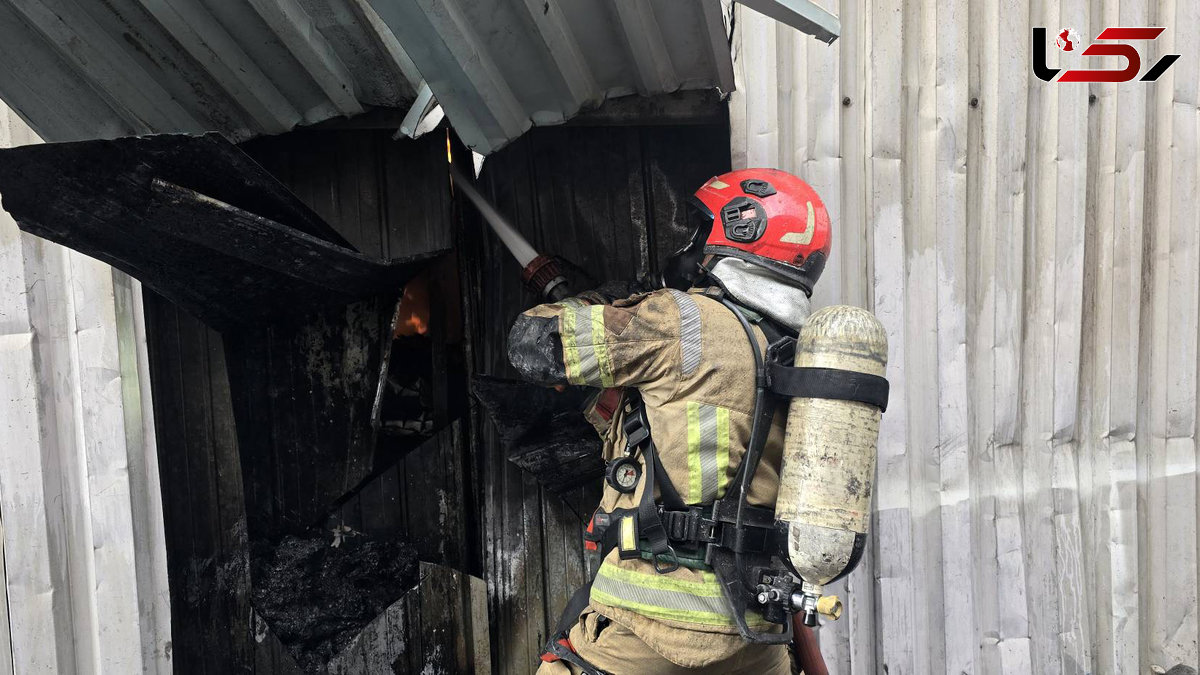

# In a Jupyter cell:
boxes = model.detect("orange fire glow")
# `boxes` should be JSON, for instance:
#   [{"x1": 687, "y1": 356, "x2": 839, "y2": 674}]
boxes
[{"x1": 395, "y1": 272, "x2": 430, "y2": 337}]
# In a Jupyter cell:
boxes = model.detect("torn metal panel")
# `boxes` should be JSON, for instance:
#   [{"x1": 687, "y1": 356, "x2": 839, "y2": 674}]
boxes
[
  {"x1": 362, "y1": 0, "x2": 737, "y2": 153},
  {"x1": 736, "y1": 0, "x2": 841, "y2": 44},
  {"x1": 0, "y1": 133, "x2": 444, "y2": 330}
]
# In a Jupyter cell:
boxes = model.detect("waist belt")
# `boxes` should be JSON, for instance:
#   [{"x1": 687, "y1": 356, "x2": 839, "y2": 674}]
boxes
[
  {"x1": 585, "y1": 503, "x2": 780, "y2": 573},
  {"x1": 657, "y1": 503, "x2": 779, "y2": 555}
]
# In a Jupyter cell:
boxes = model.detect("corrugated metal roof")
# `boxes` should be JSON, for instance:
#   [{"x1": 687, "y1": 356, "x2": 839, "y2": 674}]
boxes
[
  {"x1": 0, "y1": 0, "x2": 421, "y2": 141},
  {"x1": 0, "y1": 0, "x2": 743, "y2": 152},
  {"x1": 364, "y1": 0, "x2": 736, "y2": 152}
]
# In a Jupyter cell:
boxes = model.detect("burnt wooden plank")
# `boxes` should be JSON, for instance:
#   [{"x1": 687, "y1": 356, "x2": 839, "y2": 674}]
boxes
[
  {"x1": 143, "y1": 299, "x2": 203, "y2": 674},
  {"x1": 323, "y1": 562, "x2": 489, "y2": 674},
  {"x1": 398, "y1": 423, "x2": 469, "y2": 571},
  {"x1": 144, "y1": 293, "x2": 258, "y2": 675},
  {"x1": 146, "y1": 180, "x2": 438, "y2": 298},
  {"x1": 0, "y1": 133, "x2": 348, "y2": 246},
  {"x1": 383, "y1": 130, "x2": 454, "y2": 257},
  {"x1": 177, "y1": 314, "x2": 229, "y2": 675},
  {"x1": 0, "y1": 134, "x2": 442, "y2": 330},
  {"x1": 206, "y1": 334, "x2": 256, "y2": 674},
  {"x1": 471, "y1": 375, "x2": 603, "y2": 492},
  {"x1": 252, "y1": 613, "x2": 305, "y2": 675}
]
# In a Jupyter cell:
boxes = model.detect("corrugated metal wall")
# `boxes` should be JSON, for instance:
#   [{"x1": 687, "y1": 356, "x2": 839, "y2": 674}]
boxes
[
  {"x1": 0, "y1": 103, "x2": 171, "y2": 672},
  {"x1": 731, "y1": 2, "x2": 1200, "y2": 673}
]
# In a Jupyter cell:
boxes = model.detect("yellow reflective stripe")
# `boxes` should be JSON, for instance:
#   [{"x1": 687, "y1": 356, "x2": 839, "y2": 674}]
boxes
[
  {"x1": 686, "y1": 402, "x2": 702, "y2": 503},
  {"x1": 619, "y1": 516, "x2": 636, "y2": 552},
  {"x1": 590, "y1": 564, "x2": 776, "y2": 629},
  {"x1": 716, "y1": 407, "x2": 730, "y2": 498},
  {"x1": 597, "y1": 562, "x2": 723, "y2": 595},
  {"x1": 687, "y1": 403, "x2": 730, "y2": 504},
  {"x1": 561, "y1": 305, "x2": 610, "y2": 387},
  {"x1": 590, "y1": 305, "x2": 615, "y2": 387},
  {"x1": 561, "y1": 308, "x2": 582, "y2": 383},
  {"x1": 590, "y1": 587, "x2": 735, "y2": 627}
]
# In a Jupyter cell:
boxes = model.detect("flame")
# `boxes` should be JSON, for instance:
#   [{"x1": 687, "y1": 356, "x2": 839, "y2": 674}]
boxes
[{"x1": 395, "y1": 272, "x2": 430, "y2": 337}]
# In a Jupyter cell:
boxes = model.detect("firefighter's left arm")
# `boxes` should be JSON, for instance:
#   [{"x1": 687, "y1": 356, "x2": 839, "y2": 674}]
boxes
[{"x1": 507, "y1": 288, "x2": 681, "y2": 388}]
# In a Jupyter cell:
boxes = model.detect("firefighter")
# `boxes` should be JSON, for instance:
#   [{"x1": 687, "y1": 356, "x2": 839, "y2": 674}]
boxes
[{"x1": 510, "y1": 169, "x2": 831, "y2": 674}]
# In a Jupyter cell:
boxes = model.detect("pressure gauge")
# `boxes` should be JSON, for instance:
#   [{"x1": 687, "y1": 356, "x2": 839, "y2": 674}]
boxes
[{"x1": 605, "y1": 457, "x2": 642, "y2": 494}]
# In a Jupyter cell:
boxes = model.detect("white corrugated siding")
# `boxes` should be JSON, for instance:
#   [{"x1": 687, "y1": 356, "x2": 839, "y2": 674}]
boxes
[
  {"x1": 731, "y1": 2, "x2": 1199, "y2": 673},
  {"x1": 0, "y1": 103, "x2": 171, "y2": 673}
]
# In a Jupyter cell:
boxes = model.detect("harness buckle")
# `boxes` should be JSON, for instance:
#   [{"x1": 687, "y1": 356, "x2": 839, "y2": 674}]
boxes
[{"x1": 621, "y1": 407, "x2": 651, "y2": 448}]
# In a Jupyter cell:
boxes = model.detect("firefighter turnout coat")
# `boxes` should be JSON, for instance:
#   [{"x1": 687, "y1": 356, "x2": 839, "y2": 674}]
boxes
[{"x1": 509, "y1": 287, "x2": 790, "y2": 669}]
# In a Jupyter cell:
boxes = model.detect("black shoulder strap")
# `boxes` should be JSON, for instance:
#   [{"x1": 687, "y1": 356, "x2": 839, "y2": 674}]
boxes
[
  {"x1": 767, "y1": 364, "x2": 890, "y2": 412},
  {"x1": 622, "y1": 391, "x2": 681, "y2": 573}
]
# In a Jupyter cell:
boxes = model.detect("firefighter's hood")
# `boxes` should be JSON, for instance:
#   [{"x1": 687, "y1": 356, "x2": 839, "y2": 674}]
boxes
[{"x1": 709, "y1": 256, "x2": 812, "y2": 332}]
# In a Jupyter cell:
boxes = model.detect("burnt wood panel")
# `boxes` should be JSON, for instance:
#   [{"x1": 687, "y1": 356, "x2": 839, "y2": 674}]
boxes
[
  {"x1": 223, "y1": 295, "x2": 396, "y2": 539},
  {"x1": 464, "y1": 121, "x2": 729, "y2": 673},
  {"x1": 144, "y1": 296, "x2": 255, "y2": 675},
  {"x1": 0, "y1": 134, "x2": 442, "y2": 329},
  {"x1": 145, "y1": 128, "x2": 470, "y2": 673}
]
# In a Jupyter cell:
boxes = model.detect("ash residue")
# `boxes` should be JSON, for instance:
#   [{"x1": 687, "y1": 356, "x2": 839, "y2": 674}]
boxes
[
  {"x1": 472, "y1": 375, "x2": 604, "y2": 492},
  {"x1": 251, "y1": 532, "x2": 420, "y2": 672}
]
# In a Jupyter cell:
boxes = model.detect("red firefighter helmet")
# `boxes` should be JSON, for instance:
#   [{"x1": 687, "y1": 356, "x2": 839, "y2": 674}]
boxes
[{"x1": 686, "y1": 168, "x2": 831, "y2": 296}]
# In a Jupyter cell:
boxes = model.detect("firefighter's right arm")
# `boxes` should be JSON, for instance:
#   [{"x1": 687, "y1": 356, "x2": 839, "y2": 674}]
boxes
[{"x1": 507, "y1": 289, "x2": 681, "y2": 389}]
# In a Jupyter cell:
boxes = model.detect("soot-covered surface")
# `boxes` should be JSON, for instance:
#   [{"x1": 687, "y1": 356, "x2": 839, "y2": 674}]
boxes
[
  {"x1": 251, "y1": 532, "x2": 420, "y2": 672},
  {"x1": 472, "y1": 375, "x2": 604, "y2": 492}
]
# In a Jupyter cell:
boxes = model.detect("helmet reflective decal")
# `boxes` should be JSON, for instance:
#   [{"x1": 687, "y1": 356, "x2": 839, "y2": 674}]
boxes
[{"x1": 779, "y1": 202, "x2": 816, "y2": 246}]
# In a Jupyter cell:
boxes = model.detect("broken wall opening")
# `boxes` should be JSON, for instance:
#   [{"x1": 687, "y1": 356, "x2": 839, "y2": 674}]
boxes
[{"x1": 137, "y1": 126, "x2": 482, "y2": 672}]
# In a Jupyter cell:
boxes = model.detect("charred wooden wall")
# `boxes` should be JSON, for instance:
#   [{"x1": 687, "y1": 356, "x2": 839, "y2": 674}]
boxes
[
  {"x1": 144, "y1": 114, "x2": 729, "y2": 673},
  {"x1": 464, "y1": 120, "x2": 730, "y2": 673},
  {"x1": 144, "y1": 128, "x2": 469, "y2": 673}
]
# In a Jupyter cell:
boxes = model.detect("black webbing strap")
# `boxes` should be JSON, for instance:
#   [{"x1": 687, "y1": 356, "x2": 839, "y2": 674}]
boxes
[
  {"x1": 657, "y1": 503, "x2": 778, "y2": 554},
  {"x1": 622, "y1": 393, "x2": 680, "y2": 573},
  {"x1": 652, "y1": 448, "x2": 684, "y2": 510},
  {"x1": 543, "y1": 584, "x2": 603, "y2": 673},
  {"x1": 767, "y1": 364, "x2": 890, "y2": 412}
]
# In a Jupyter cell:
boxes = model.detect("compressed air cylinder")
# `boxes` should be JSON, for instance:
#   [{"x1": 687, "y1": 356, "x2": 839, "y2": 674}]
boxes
[{"x1": 775, "y1": 305, "x2": 888, "y2": 589}]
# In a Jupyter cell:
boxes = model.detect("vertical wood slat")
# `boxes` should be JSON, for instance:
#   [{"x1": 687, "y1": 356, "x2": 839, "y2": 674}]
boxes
[{"x1": 731, "y1": 1, "x2": 1200, "y2": 672}]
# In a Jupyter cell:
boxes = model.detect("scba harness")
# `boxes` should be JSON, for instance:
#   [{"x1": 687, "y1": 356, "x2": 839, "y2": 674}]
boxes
[{"x1": 540, "y1": 296, "x2": 889, "y2": 670}]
